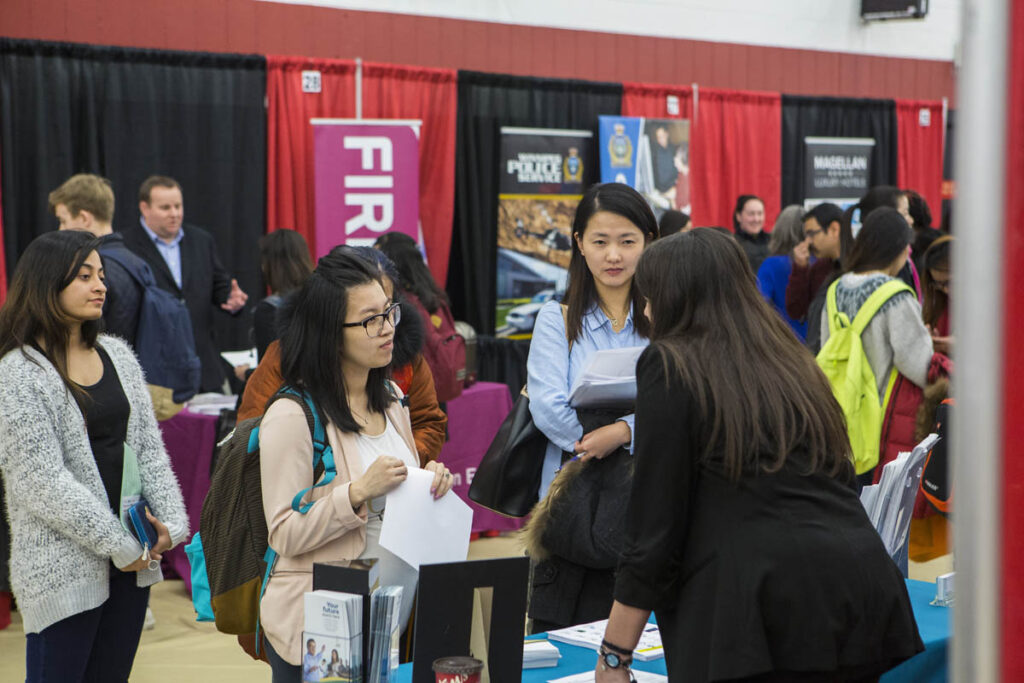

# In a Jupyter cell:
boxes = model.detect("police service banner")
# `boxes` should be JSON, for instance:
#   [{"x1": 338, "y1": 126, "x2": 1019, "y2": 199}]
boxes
[
  {"x1": 495, "y1": 127, "x2": 591, "y2": 338},
  {"x1": 312, "y1": 119, "x2": 421, "y2": 258},
  {"x1": 599, "y1": 115, "x2": 691, "y2": 217},
  {"x1": 803, "y1": 136, "x2": 875, "y2": 210}
]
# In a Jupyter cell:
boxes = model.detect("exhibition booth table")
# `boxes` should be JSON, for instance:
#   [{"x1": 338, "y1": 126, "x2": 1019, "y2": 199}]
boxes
[{"x1": 394, "y1": 579, "x2": 949, "y2": 682}]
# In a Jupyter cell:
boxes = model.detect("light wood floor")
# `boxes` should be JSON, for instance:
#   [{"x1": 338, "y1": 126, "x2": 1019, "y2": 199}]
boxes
[{"x1": 0, "y1": 537, "x2": 951, "y2": 683}]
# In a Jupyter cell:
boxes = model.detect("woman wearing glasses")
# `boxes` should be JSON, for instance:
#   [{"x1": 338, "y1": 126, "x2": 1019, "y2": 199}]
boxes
[{"x1": 257, "y1": 248, "x2": 453, "y2": 682}]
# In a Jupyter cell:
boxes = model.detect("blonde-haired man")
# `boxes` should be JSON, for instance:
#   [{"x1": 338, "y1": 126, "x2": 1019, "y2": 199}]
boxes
[{"x1": 49, "y1": 174, "x2": 145, "y2": 343}]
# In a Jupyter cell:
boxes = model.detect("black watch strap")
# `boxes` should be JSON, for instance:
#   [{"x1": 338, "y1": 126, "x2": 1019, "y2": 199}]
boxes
[{"x1": 601, "y1": 638, "x2": 633, "y2": 656}]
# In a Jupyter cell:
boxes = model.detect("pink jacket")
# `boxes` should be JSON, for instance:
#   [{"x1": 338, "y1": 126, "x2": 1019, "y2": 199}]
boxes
[{"x1": 258, "y1": 392, "x2": 416, "y2": 665}]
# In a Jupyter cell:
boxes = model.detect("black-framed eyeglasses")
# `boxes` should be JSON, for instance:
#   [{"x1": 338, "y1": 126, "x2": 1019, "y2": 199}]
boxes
[
  {"x1": 342, "y1": 303, "x2": 401, "y2": 338},
  {"x1": 929, "y1": 278, "x2": 951, "y2": 291},
  {"x1": 804, "y1": 228, "x2": 823, "y2": 239}
]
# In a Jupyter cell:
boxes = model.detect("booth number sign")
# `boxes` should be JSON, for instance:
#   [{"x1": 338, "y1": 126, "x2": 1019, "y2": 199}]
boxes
[{"x1": 302, "y1": 70, "x2": 322, "y2": 94}]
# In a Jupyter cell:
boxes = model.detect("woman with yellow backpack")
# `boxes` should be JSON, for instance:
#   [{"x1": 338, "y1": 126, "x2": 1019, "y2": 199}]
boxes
[{"x1": 817, "y1": 206, "x2": 935, "y2": 484}]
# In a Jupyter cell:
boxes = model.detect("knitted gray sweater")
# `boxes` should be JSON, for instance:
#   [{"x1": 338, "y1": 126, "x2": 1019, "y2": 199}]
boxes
[
  {"x1": 819, "y1": 273, "x2": 934, "y2": 400},
  {"x1": 0, "y1": 336, "x2": 189, "y2": 633}
]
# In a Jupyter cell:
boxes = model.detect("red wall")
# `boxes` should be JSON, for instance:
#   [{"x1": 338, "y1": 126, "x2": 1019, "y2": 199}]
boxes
[{"x1": 2, "y1": 0, "x2": 955, "y2": 103}]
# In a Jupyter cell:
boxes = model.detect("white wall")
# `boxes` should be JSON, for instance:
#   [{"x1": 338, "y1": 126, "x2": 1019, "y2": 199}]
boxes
[{"x1": 262, "y1": 0, "x2": 960, "y2": 61}]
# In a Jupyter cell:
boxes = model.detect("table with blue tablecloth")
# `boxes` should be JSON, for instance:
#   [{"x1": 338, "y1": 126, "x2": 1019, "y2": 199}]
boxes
[{"x1": 395, "y1": 579, "x2": 949, "y2": 682}]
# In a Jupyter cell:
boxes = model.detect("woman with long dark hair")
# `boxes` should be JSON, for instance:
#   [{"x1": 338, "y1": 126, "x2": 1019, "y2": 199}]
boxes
[
  {"x1": 0, "y1": 230, "x2": 188, "y2": 682},
  {"x1": 595, "y1": 229, "x2": 922, "y2": 682},
  {"x1": 822, "y1": 208, "x2": 934, "y2": 408},
  {"x1": 238, "y1": 246, "x2": 448, "y2": 464},
  {"x1": 921, "y1": 235, "x2": 953, "y2": 354},
  {"x1": 257, "y1": 247, "x2": 453, "y2": 682},
  {"x1": 375, "y1": 232, "x2": 464, "y2": 403},
  {"x1": 523, "y1": 183, "x2": 656, "y2": 632},
  {"x1": 253, "y1": 229, "x2": 313, "y2": 362}
]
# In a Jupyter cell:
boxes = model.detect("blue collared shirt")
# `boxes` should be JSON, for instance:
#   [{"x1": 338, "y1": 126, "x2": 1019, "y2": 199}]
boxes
[
  {"x1": 527, "y1": 300, "x2": 649, "y2": 497},
  {"x1": 140, "y1": 218, "x2": 184, "y2": 289}
]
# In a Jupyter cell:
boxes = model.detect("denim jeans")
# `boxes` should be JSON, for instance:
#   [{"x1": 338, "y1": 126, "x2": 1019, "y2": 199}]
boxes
[{"x1": 25, "y1": 569, "x2": 150, "y2": 682}]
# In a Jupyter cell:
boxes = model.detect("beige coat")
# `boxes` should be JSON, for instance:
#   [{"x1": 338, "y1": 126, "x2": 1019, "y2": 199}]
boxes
[{"x1": 258, "y1": 393, "x2": 416, "y2": 665}]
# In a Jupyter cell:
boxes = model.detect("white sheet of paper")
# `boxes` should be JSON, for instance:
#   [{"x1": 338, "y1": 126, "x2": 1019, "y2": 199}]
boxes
[
  {"x1": 378, "y1": 468, "x2": 473, "y2": 569},
  {"x1": 548, "y1": 670, "x2": 667, "y2": 683},
  {"x1": 221, "y1": 347, "x2": 257, "y2": 368}
]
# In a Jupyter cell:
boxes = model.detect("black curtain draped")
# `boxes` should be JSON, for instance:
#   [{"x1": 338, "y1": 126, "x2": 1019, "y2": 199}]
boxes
[
  {"x1": 451, "y1": 71, "x2": 622, "y2": 334},
  {"x1": 942, "y1": 109, "x2": 955, "y2": 232},
  {"x1": 781, "y1": 95, "x2": 897, "y2": 207},
  {"x1": 0, "y1": 38, "x2": 266, "y2": 349}
]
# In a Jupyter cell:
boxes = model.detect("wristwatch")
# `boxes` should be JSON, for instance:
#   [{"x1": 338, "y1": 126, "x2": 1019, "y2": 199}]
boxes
[{"x1": 599, "y1": 646, "x2": 632, "y2": 670}]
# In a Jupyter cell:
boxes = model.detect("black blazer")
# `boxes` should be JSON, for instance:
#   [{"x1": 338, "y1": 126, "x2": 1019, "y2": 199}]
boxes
[{"x1": 124, "y1": 222, "x2": 233, "y2": 393}]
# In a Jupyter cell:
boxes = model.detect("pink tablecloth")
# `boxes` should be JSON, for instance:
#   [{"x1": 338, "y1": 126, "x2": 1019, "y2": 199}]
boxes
[
  {"x1": 159, "y1": 409, "x2": 219, "y2": 593},
  {"x1": 439, "y1": 382, "x2": 523, "y2": 533}
]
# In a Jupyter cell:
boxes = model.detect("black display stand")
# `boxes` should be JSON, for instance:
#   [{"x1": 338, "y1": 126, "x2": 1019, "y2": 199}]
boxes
[
  {"x1": 313, "y1": 559, "x2": 379, "y2": 682},
  {"x1": 411, "y1": 557, "x2": 530, "y2": 683}
]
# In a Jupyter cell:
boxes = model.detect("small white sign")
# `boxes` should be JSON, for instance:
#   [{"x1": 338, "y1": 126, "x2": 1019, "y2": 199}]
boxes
[
  {"x1": 919, "y1": 107, "x2": 931, "y2": 127},
  {"x1": 666, "y1": 94, "x2": 680, "y2": 116},
  {"x1": 302, "y1": 70, "x2": 322, "y2": 93}
]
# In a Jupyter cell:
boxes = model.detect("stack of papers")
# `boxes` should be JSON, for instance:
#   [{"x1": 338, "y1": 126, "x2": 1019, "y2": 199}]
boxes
[
  {"x1": 860, "y1": 433, "x2": 939, "y2": 559},
  {"x1": 547, "y1": 620, "x2": 664, "y2": 661},
  {"x1": 302, "y1": 590, "x2": 363, "y2": 682},
  {"x1": 184, "y1": 392, "x2": 237, "y2": 415},
  {"x1": 523, "y1": 639, "x2": 561, "y2": 669},
  {"x1": 568, "y1": 346, "x2": 645, "y2": 409},
  {"x1": 368, "y1": 585, "x2": 403, "y2": 683}
]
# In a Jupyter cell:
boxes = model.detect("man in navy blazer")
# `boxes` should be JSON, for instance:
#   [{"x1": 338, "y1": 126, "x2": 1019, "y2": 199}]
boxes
[{"x1": 124, "y1": 175, "x2": 248, "y2": 393}]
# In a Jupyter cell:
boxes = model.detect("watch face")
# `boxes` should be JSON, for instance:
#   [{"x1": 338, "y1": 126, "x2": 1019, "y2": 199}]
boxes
[{"x1": 603, "y1": 651, "x2": 621, "y2": 668}]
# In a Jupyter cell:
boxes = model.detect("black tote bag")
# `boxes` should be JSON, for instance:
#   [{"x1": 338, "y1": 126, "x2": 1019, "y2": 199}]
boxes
[{"x1": 468, "y1": 387, "x2": 548, "y2": 517}]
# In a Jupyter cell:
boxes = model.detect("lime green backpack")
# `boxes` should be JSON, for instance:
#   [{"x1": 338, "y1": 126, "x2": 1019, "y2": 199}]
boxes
[{"x1": 816, "y1": 279, "x2": 912, "y2": 474}]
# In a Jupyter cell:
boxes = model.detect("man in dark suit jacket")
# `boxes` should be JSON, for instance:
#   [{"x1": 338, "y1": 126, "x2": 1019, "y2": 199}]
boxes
[{"x1": 124, "y1": 175, "x2": 248, "y2": 393}]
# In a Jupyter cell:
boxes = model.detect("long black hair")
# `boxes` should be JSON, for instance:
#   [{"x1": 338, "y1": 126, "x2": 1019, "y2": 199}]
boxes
[
  {"x1": 562, "y1": 183, "x2": 657, "y2": 342},
  {"x1": 921, "y1": 235, "x2": 953, "y2": 327},
  {"x1": 259, "y1": 229, "x2": 313, "y2": 295},
  {"x1": 279, "y1": 246, "x2": 394, "y2": 432},
  {"x1": 634, "y1": 229, "x2": 851, "y2": 480},
  {"x1": 840, "y1": 185, "x2": 904, "y2": 265},
  {"x1": 843, "y1": 207, "x2": 914, "y2": 274},
  {"x1": 0, "y1": 230, "x2": 104, "y2": 404},
  {"x1": 374, "y1": 232, "x2": 448, "y2": 313}
]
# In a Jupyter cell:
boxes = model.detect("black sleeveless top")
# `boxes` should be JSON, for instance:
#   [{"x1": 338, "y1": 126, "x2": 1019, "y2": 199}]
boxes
[{"x1": 81, "y1": 346, "x2": 131, "y2": 514}]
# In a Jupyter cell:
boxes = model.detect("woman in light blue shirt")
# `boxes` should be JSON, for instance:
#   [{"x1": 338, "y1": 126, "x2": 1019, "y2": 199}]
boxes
[{"x1": 525, "y1": 183, "x2": 657, "y2": 632}]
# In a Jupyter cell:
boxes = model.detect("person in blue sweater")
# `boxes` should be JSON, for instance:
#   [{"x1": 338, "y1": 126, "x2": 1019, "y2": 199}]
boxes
[{"x1": 756, "y1": 205, "x2": 808, "y2": 339}]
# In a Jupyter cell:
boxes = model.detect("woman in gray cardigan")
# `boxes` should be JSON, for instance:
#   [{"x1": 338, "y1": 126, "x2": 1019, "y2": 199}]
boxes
[{"x1": 0, "y1": 230, "x2": 188, "y2": 682}]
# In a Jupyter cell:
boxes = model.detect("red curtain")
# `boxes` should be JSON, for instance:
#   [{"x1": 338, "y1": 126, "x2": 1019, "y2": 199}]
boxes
[
  {"x1": 362, "y1": 62, "x2": 457, "y2": 286},
  {"x1": 622, "y1": 82, "x2": 695, "y2": 121},
  {"x1": 689, "y1": 87, "x2": 782, "y2": 231},
  {"x1": 266, "y1": 57, "x2": 457, "y2": 286},
  {"x1": 266, "y1": 55, "x2": 357, "y2": 255},
  {"x1": 896, "y1": 99, "x2": 945, "y2": 225}
]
